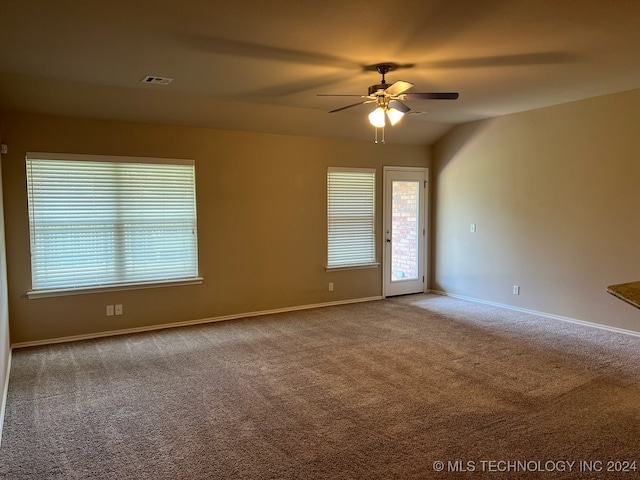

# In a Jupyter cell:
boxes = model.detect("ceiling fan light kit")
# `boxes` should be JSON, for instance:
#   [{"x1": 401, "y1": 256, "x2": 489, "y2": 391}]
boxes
[
  {"x1": 368, "y1": 107, "x2": 387, "y2": 128},
  {"x1": 368, "y1": 103, "x2": 405, "y2": 144},
  {"x1": 386, "y1": 107, "x2": 404, "y2": 126},
  {"x1": 318, "y1": 64, "x2": 459, "y2": 143}
]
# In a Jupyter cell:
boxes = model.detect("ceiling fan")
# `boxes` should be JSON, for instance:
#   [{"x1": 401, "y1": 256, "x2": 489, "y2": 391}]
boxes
[{"x1": 318, "y1": 64, "x2": 459, "y2": 143}]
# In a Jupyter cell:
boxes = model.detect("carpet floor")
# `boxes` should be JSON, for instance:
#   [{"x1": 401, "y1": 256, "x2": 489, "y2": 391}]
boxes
[{"x1": 1, "y1": 294, "x2": 640, "y2": 479}]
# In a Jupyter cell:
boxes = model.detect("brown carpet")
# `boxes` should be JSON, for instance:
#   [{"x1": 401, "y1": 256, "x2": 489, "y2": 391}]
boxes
[{"x1": 1, "y1": 294, "x2": 640, "y2": 479}]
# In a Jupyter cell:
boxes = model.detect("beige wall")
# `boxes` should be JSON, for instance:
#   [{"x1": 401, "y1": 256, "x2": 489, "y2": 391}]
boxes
[
  {"x1": 432, "y1": 88, "x2": 640, "y2": 332},
  {"x1": 0, "y1": 112, "x2": 429, "y2": 344},
  {"x1": 0, "y1": 152, "x2": 10, "y2": 419}
]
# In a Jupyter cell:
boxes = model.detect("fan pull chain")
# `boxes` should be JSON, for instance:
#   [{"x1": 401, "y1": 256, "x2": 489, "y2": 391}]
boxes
[{"x1": 373, "y1": 126, "x2": 386, "y2": 144}]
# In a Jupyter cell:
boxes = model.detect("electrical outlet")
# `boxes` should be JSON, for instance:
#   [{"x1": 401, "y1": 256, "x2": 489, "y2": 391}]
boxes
[
  {"x1": 513, "y1": 285, "x2": 520, "y2": 295},
  {"x1": 328, "y1": 282, "x2": 334, "y2": 292},
  {"x1": 106, "y1": 305, "x2": 114, "y2": 316},
  {"x1": 470, "y1": 224, "x2": 477, "y2": 233},
  {"x1": 115, "y1": 304, "x2": 123, "y2": 315}
]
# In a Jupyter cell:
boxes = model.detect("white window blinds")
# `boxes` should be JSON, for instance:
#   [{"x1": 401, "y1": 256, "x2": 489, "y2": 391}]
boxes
[
  {"x1": 26, "y1": 153, "x2": 199, "y2": 294},
  {"x1": 327, "y1": 168, "x2": 376, "y2": 268}
]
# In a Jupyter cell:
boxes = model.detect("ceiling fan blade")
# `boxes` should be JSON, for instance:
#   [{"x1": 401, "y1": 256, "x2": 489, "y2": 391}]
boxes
[
  {"x1": 317, "y1": 94, "x2": 365, "y2": 97},
  {"x1": 389, "y1": 100, "x2": 411, "y2": 113},
  {"x1": 404, "y1": 92, "x2": 459, "y2": 100},
  {"x1": 328, "y1": 101, "x2": 371, "y2": 113},
  {"x1": 384, "y1": 80, "x2": 414, "y2": 96}
]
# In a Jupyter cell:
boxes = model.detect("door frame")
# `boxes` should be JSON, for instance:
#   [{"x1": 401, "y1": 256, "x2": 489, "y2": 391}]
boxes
[{"x1": 382, "y1": 166, "x2": 429, "y2": 298}]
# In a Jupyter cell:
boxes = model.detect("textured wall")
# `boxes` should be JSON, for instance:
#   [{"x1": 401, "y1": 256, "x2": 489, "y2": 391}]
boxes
[
  {"x1": 432, "y1": 89, "x2": 640, "y2": 332},
  {"x1": 0, "y1": 153, "x2": 10, "y2": 421},
  {"x1": 0, "y1": 112, "x2": 429, "y2": 344}
]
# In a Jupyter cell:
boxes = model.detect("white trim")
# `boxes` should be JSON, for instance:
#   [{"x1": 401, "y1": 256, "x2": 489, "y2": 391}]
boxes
[
  {"x1": 0, "y1": 347, "x2": 11, "y2": 449},
  {"x1": 382, "y1": 166, "x2": 430, "y2": 173},
  {"x1": 326, "y1": 168, "x2": 377, "y2": 269},
  {"x1": 327, "y1": 167, "x2": 376, "y2": 174},
  {"x1": 382, "y1": 167, "x2": 429, "y2": 297},
  {"x1": 26, "y1": 157, "x2": 199, "y2": 293},
  {"x1": 11, "y1": 296, "x2": 384, "y2": 349},
  {"x1": 26, "y1": 152, "x2": 194, "y2": 166},
  {"x1": 430, "y1": 290, "x2": 640, "y2": 338},
  {"x1": 325, "y1": 263, "x2": 379, "y2": 272},
  {"x1": 27, "y1": 277, "x2": 204, "y2": 299}
]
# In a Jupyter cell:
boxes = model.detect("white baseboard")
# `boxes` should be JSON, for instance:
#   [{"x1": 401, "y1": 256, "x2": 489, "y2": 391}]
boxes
[
  {"x1": 11, "y1": 296, "x2": 384, "y2": 349},
  {"x1": 0, "y1": 347, "x2": 11, "y2": 449},
  {"x1": 430, "y1": 290, "x2": 640, "y2": 338}
]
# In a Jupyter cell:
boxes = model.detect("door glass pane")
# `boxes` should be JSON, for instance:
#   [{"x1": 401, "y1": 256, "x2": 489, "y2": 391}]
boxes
[{"x1": 392, "y1": 180, "x2": 419, "y2": 282}]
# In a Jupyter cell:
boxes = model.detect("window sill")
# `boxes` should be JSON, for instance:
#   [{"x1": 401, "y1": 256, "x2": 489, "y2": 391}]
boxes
[
  {"x1": 26, "y1": 277, "x2": 204, "y2": 299},
  {"x1": 325, "y1": 263, "x2": 380, "y2": 272}
]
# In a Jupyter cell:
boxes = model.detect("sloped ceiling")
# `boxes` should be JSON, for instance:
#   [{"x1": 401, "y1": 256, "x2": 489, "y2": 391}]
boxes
[{"x1": 0, "y1": 0, "x2": 639, "y2": 145}]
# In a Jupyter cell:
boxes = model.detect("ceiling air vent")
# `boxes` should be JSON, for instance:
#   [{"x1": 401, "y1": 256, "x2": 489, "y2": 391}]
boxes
[{"x1": 141, "y1": 75, "x2": 173, "y2": 85}]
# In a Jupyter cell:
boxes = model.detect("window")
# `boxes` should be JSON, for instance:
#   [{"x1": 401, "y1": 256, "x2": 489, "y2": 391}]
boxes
[
  {"x1": 26, "y1": 153, "x2": 200, "y2": 297},
  {"x1": 327, "y1": 168, "x2": 377, "y2": 269}
]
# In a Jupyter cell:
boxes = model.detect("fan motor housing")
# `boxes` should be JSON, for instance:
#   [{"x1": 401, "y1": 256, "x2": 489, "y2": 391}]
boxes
[{"x1": 368, "y1": 84, "x2": 388, "y2": 96}]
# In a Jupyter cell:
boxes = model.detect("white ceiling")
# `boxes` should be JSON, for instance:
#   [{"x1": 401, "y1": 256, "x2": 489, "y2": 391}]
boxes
[{"x1": 0, "y1": 0, "x2": 639, "y2": 145}]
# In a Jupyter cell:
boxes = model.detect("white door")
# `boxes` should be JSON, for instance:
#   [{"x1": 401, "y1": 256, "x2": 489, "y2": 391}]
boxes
[{"x1": 383, "y1": 167, "x2": 427, "y2": 297}]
